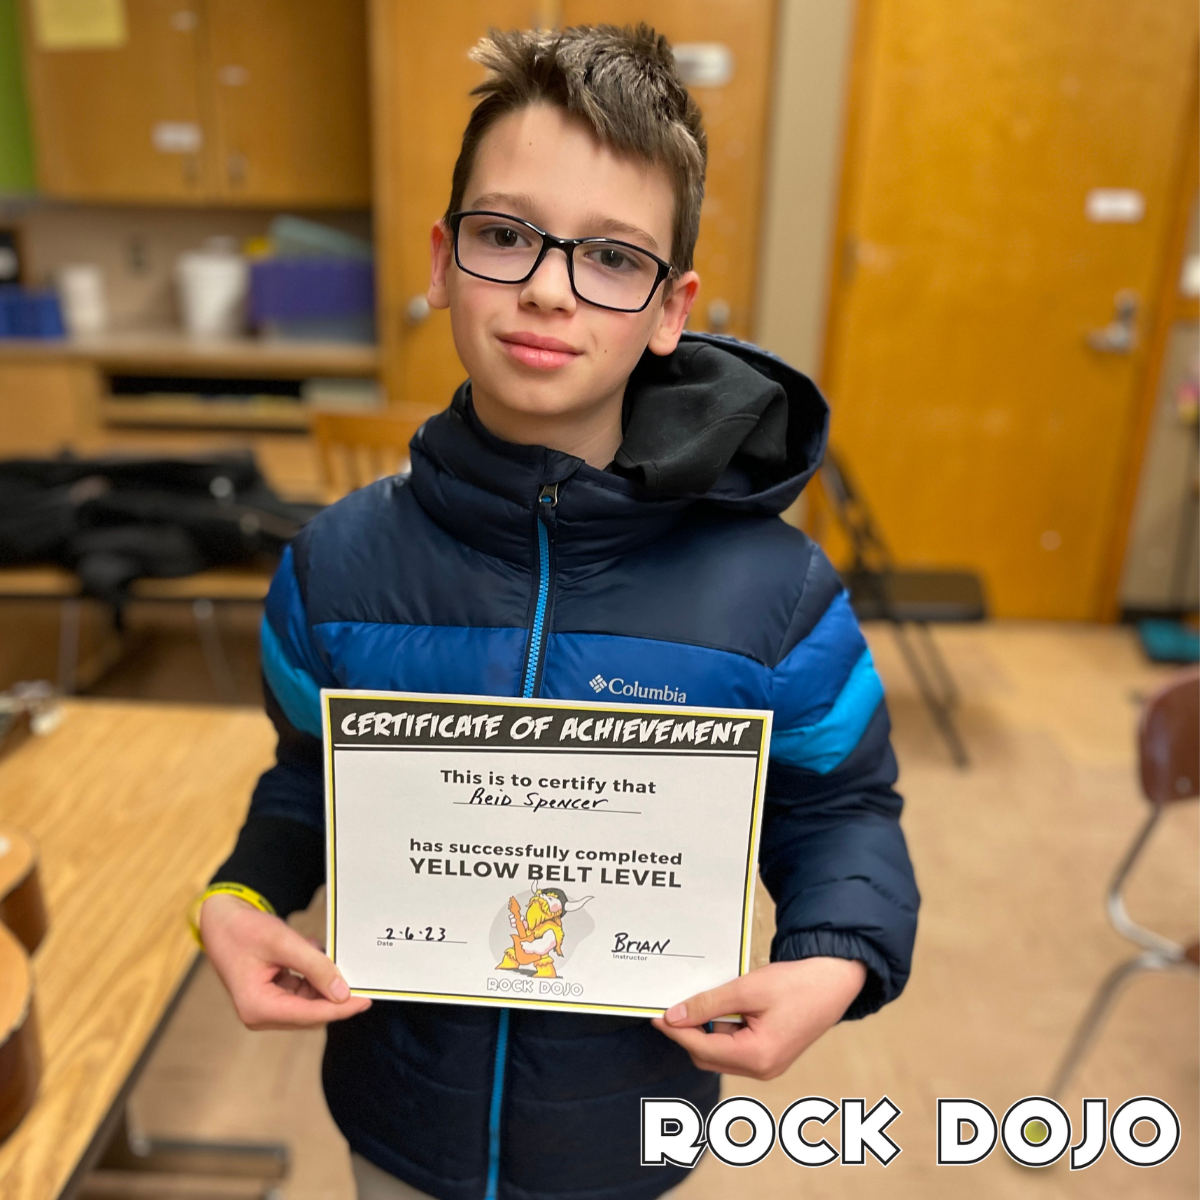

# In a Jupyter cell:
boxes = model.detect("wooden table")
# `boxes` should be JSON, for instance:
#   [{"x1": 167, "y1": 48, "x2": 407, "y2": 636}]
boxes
[
  {"x1": 0, "y1": 700, "x2": 275, "y2": 1200},
  {"x1": 0, "y1": 566, "x2": 272, "y2": 604},
  {"x1": 0, "y1": 567, "x2": 274, "y2": 698}
]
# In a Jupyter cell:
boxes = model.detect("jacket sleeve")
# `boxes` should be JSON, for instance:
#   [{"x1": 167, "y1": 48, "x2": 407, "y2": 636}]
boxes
[
  {"x1": 209, "y1": 544, "x2": 333, "y2": 917},
  {"x1": 757, "y1": 547, "x2": 919, "y2": 1020}
]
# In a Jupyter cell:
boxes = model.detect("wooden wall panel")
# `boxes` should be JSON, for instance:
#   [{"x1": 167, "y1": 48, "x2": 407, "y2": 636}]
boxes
[{"x1": 563, "y1": 0, "x2": 777, "y2": 341}]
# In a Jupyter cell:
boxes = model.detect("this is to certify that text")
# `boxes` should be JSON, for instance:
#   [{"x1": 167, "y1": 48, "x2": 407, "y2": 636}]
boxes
[{"x1": 323, "y1": 690, "x2": 772, "y2": 1017}]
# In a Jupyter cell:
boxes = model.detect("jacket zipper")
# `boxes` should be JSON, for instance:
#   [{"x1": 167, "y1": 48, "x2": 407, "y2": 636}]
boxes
[
  {"x1": 521, "y1": 484, "x2": 557, "y2": 697},
  {"x1": 486, "y1": 481, "x2": 559, "y2": 1200}
]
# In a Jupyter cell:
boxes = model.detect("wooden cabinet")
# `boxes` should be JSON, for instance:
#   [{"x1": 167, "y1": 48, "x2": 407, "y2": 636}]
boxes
[
  {"x1": 370, "y1": 0, "x2": 532, "y2": 409},
  {"x1": 21, "y1": 0, "x2": 209, "y2": 201},
  {"x1": 20, "y1": 0, "x2": 370, "y2": 205},
  {"x1": 0, "y1": 361, "x2": 102, "y2": 454},
  {"x1": 204, "y1": 0, "x2": 370, "y2": 205}
]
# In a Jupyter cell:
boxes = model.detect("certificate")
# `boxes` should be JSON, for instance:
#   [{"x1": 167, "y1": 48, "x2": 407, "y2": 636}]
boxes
[{"x1": 323, "y1": 691, "x2": 772, "y2": 1017}]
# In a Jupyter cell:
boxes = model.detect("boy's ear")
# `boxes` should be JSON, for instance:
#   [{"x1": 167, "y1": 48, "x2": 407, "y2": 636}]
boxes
[
  {"x1": 646, "y1": 270, "x2": 700, "y2": 356},
  {"x1": 428, "y1": 220, "x2": 452, "y2": 310}
]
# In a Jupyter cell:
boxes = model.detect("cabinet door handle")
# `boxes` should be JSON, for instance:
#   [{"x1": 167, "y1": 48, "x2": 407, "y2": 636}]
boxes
[
  {"x1": 227, "y1": 153, "x2": 247, "y2": 187},
  {"x1": 406, "y1": 295, "x2": 431, "y2": 325}
]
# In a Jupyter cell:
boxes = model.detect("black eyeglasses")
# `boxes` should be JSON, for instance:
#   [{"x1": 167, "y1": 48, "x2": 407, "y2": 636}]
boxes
[{"x1": 447, "y1": 210, "x2": 675, "y2": 313}]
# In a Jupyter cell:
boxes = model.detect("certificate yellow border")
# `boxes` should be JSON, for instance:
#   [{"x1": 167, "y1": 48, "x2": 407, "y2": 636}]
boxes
[{"x1": 322, "y1": 689, "x2": 772, "y2": 1017}]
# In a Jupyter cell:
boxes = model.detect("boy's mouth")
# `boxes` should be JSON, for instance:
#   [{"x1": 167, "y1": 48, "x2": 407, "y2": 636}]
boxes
[{"x1": 497, "y1": 332, "x2": 582, "y2": 371}]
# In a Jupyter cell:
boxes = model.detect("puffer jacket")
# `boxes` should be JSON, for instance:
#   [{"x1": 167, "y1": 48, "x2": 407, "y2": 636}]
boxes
[{"x1": 213, "y1": 333, "x2": 920, "y2": 1200}]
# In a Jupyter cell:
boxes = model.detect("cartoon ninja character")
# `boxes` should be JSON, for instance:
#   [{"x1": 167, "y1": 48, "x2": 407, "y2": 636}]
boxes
[{"x1": 495, "y1": 887, "x2": 592, "y2": 978}]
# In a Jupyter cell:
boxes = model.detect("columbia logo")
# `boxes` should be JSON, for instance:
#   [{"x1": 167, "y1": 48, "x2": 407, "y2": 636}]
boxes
[{"x1": 585, "y1": 675, "x2": 688, "y2": 703}]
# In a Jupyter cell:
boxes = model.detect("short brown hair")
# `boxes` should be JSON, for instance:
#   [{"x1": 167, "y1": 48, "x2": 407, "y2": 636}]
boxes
[{"x1": 446, "y1": 24, "x2": 707, "y2": 273}]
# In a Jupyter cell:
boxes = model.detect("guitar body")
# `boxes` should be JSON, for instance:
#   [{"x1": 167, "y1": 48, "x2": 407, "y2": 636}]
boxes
[
  {"x1": 0, "y1": 827, "x2": 46, "y2": 1142},
  {"x1": 507, "y1": 895, "x2": 542, "y2": 965}
]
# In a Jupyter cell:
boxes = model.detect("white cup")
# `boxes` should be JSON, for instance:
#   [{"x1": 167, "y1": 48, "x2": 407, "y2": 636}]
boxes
[
  {"x1": 175, "y1": 247, "x2": 248, "y2": 339},
  {"x1": 58, "y1": 264, "x2": 108, "y2": 336}
]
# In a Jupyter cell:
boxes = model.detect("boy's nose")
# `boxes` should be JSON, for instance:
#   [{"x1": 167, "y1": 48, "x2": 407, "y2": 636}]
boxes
[{"x1": 518, "y1": 247, "x2": 577, "y2": 313}]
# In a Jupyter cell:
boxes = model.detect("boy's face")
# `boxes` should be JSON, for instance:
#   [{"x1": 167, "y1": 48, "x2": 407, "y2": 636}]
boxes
[{"x1": 428, "y1": 104, "x2": 699, "y2": 441}]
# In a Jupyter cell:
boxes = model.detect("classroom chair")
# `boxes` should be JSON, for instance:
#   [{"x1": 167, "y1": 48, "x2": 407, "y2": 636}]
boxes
[
  {"x1": 1049, "y1": 668, "x2": 1200, "y2": 1096},
  {"x1": 313, "y1": 409, "x2": 432, "y2": 502},
  {"x1": 819, "y1": 448, "x2": 987, "y2": 768}
]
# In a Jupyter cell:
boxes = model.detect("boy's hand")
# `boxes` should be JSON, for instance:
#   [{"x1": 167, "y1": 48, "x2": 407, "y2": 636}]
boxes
[
  {"x1": 651, "y1": 957, "x2": 866, "y2": 1081},
  {"x1": 200, "y1": 892, "x2": 372, "y2": 1031}
]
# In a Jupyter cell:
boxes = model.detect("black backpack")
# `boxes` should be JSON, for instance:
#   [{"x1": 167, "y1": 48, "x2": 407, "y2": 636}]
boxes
[{"x1": 0, "y1": 453, "x2": 319, "y2": 611}]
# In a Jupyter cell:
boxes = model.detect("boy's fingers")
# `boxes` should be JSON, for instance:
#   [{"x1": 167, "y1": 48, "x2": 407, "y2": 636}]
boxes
[
  {"x1": 264, "y1": 921, "x2": 352, "y2": 1002},
  {"x1": 243, "y1": 989, "x2": 372, "y2": 1030},
  {"x1": 662, "y1": 978, "x2": 748, "y2": 1028},
  {"x1": 653, "y1": 1019, "x2": 770, "y2": 1076}
]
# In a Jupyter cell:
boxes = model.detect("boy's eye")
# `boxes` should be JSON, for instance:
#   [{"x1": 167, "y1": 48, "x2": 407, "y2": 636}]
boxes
[
  {"x1": 585, "y1": 244, "x2": 641, "y2": 273},
  {"x1": 482, "y1": 224, "x2": 529, "y2": 249}
]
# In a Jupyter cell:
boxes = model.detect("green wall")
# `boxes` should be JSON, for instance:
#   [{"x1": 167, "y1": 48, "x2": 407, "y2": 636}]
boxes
[{"x1": 0, "y1": 0, "x2": 35, "y2": 193}]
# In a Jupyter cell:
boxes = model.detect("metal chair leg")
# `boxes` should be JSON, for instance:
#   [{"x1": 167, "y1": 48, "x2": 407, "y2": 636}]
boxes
[
  {"x1": 891, "y1": 621, "x2": 970, "y2": 768},
  {"x1": 914, "y1": 620, "x2": 960, "y2": 709},
  {"x1": 1049, "y1": 950, "x2": 1178, "y2": 1097},
  {"x1": 192, "y1": 599, "x2": 238, "y2": 703}
]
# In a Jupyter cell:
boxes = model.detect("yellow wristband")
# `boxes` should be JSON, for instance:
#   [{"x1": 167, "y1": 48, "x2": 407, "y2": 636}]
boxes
[{"x1": 188, "y1": 882, "x2": 277, "y2": 949}]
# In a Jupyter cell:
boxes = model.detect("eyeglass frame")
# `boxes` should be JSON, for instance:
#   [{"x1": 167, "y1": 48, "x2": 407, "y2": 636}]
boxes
[{"x1": 446, "y1": 210, "x2": 676, "y2": 313}]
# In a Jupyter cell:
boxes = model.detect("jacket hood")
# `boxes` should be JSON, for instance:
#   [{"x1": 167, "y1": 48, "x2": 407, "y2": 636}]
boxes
[
  {"x1": 614, "y1": 331, "x2": 829, "y2": 513},
  {"x1": 409, "y1": 333, "x2": 828, "y2": 567}
]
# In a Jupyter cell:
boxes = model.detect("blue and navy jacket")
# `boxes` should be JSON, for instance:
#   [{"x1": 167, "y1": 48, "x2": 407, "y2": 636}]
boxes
[{"x1": 215, "y1": 334, "x2": 919, "y2": 1200}]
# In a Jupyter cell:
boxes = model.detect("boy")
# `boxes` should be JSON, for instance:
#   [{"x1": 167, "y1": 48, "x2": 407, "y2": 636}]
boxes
[{"x1": 198, "y1": 24, "x2": 918, "y2": 1200}]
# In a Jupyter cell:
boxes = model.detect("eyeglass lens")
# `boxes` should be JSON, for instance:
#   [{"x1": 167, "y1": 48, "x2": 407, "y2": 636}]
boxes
[{"x1": 455, "y1": 213, "x2": 661, "y2": 311}]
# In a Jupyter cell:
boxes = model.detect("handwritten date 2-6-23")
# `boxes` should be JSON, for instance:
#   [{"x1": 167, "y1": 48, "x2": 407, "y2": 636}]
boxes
[{"x1": 380, "y1": 926, "x2": 447, "y2": 943}]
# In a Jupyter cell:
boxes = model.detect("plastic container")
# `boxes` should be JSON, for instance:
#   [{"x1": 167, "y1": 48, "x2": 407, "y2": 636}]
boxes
[
  {"x1": 0, "y1": 287, "x2": 66, "y2": 339},
  {"x1": 57, "y1": 264, "x2": 107, "y2": 336},
  {"x1": 175, "y1": 242, "x2": 248, "y2": 338},
  {"x1": 248, "y1": 257, "x2": 375, "y2": 342}
]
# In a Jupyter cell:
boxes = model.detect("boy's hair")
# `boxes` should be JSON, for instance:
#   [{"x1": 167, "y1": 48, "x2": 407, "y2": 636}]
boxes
[{"x1": 447, "y1": 24, "x2": 707, "y2": 273}]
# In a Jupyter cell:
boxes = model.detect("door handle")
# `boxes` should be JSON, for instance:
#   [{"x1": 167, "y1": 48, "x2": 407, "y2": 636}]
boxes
[
  {"x1": 1087, "y1": 289, "x2": 1139, "y2": 354},
  {"x1": 706, "y1": 298, "x2": 732, "y2": 334},
  {"x1": 405, "y1": 295, "x2": 431, "y2": 325}
]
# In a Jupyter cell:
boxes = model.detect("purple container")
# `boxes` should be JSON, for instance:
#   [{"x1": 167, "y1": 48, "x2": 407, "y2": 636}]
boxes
[{"x1": 248, "y1": 257, "x2": 375, "y2": 323}]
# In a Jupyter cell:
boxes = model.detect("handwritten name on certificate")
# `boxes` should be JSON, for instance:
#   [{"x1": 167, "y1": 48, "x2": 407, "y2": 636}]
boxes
[{"x1": 323, "y1": 691, "x2": 772, "y2": 1016}]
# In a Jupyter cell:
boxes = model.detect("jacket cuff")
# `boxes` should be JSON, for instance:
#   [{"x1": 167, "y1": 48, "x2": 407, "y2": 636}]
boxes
[
  {"x1": 210, "y1": 814, "x2": 325, "y2": 919},
  {"x1": 771, "y1": 929, "x2": 889, "y2": 1020}
]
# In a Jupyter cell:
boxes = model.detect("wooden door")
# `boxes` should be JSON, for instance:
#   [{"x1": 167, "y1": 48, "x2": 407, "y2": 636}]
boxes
[
  {"x1": 370, "y1": 0, "x2": 776, "y2": 409},
  {"x1": 820, "y1": 0, "x2": 1199, "y2": 618},
  {"x1": 562, "y1": 0, "x2": 776, "y2": 342},
  {"x1": 20, "y1": 0, "x2": 210, "y2": 201},
  {"x1": 204, "y1": 0, "x2": 370, "y2": 205},
  {"x1": 370, "y1": 0, "x2": 531, "y2": 409}
]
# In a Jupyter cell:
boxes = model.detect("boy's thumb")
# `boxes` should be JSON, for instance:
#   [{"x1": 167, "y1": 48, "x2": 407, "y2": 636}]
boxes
[
  {"x1": 663, "y1": 981, "x2": 740, "y2": 1027},
  {"x1": 272, "y1": 924, "x2": 352, "y2": 1001}
]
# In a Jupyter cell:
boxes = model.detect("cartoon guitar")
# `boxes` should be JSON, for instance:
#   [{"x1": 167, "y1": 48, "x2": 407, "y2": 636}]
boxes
[
  {"x1": 507, "y1": 896, "x2": 543, "y2": 965},
  {"x1": 0, "y1": 825, "x2": 47, "y2": 1142}
]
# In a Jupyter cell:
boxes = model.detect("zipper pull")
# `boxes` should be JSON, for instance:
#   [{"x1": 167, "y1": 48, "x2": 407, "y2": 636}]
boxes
[{"x1": 538, "y1": 483, "x2": 559, "y2": 507}]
